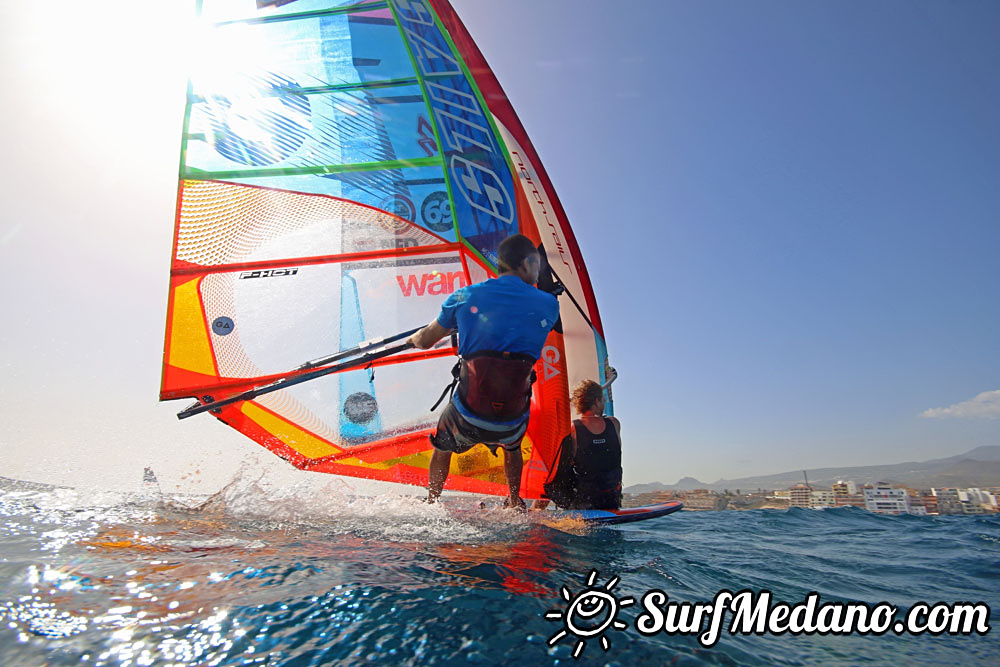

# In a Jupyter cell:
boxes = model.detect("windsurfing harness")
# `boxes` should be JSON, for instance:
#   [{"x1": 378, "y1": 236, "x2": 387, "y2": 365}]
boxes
[{"x1": 433, "y1": 351, "x2": 537, "y2": 425}]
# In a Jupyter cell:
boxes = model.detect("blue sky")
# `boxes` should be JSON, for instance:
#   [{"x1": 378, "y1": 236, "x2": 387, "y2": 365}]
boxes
[
  {"x1": 0, "y1": 0, "x2": 997, "y2": 491},
  {"x1": 454, "y1": 0, "x2": 1000, "y2": 483}
]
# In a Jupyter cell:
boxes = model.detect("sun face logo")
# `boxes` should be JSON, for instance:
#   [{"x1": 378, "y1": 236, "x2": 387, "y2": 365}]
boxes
[{"x1": 545, "y1": 570, "x2": 634, "y2": 658}]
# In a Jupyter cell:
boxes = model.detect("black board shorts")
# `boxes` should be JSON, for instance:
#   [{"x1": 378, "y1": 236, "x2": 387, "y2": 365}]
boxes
[
  {"x1": 569, "y1": 487, "x2": 623, "y2": 511},
  {"x1": 431, "y1": 400, "x2": 527, "y2": 455}
]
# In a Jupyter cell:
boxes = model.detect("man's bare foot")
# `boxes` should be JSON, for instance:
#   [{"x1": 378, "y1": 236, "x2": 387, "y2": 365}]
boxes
[{"x1": 506, "y1": 496, "x2": 526, "y2": 512}]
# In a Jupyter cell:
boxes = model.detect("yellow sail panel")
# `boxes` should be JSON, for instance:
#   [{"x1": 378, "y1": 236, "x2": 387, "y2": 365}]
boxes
[
  {"x1": 168, "y1": 278, "x2": 216, "y2": 377},
  {"x1": 241, "y1": 402, "x2": 340, "y2": 460},
  {"x1": 243, "y1": 403, "x2": 418, "y2": 473}
]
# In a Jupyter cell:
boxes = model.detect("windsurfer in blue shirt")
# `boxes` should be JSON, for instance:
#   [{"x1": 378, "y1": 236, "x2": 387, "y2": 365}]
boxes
[{"x1": 409, "y1": 234, "x2": 559, "y2": 510}]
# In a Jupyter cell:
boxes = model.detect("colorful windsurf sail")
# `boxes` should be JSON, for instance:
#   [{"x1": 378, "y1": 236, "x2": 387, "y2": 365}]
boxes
[{"x1": 160, "y1": 0, "x2": 612, "y2": 498}]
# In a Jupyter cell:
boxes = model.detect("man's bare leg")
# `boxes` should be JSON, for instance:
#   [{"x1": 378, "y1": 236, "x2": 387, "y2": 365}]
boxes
[
  {"x1": 503, "y1": 444, "x2": 525, "y2": 509},
  {"x1": 427, "y1": 448, "x2": 452, "y2": 503}
]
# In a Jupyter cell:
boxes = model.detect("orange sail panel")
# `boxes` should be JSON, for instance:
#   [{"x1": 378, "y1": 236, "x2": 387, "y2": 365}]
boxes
[{"x1": 160, "y1": 0, "x2": 611, "y2": 498}]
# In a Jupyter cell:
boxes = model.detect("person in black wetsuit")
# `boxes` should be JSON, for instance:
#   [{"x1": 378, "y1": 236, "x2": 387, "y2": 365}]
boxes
[{"x1": 535, "y1": 373, "x2": 623, "y2": 510}]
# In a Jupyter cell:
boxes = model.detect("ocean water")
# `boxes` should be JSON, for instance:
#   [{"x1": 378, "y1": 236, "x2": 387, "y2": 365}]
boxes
[{"x1": 1, "y1": 472, "x2": 997, "y2": 666}]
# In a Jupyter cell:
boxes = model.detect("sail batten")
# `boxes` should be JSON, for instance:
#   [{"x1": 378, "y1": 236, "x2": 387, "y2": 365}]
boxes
[
  {"x1": 162, "y1": 0, "x2": 610, "y2": 498},
  {"x1": 184, "y1": 156, "x2": 444, "y2": 180},
  {"x1": 169, "y1": 243, "x2": 460, "y2": 277}
]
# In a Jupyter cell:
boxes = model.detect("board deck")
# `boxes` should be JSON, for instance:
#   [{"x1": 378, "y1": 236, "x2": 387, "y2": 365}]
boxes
[{"x1": 547, "y1": 500, "x2": 684, "y2": 525}]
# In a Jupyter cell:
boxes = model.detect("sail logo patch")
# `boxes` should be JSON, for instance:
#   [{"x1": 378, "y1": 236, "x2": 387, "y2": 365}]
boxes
[
  {"x1": 397, "y1": 271, "x2": 467, "y2": 297},
  {"x1": 451, "y1": 156, "x2": 514, "y2": 225},
  {"x1": 239, "y1": 268, "x2": 299, "y2": 279},
  {"x1": 395, "y1": 1, "x2": 515, "y2": 236},
  {"x1": 541, "y1": 345, "x2": 562, "y2": 381},
  {"x1": 512, "y1": 149, "x2": 572, "y2": 272},
  {"x1": 379, "y1": 194, "x2": 416, "y2": 222},
  {"x1": 212, "y1": 317, "x2": 234, "y2": 336},
  {"x1": 416, "y1": 116, "x2": 437, "y2": 156},
  {"x1": 421, "y1": 191, "x2": 453, "y2": 232}
]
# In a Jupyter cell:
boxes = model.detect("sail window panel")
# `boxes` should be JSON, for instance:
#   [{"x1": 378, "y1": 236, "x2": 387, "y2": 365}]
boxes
[
  {"x1": 200, "y1": 251, "x2": 461, "y2": 380},
  {"x1": 273, "y1": 353, "x2": 452, "y2": 449},
  {"x1": 278, "y1": 253, "x2": 468, "y2": 445},
  {"x1": 191, "y1": 8, "x2": 410, "y2": 99},
  {"x1": 201, "y1": 264, "x2": 343, "y2": 379},
  {"x1": 342, "y1": 252, "x2": 468, "y2": 335},
  {"x1": 201, "y1": 0, "x2": 387, "y2": 25},
  {"x1": 228, "y1": 167, "x2": 456, "y2": 242},
  {"x1": 330, "y1": 85, "x2": 438, "y2": 164},
  {"x1": 184, "y1": 85, "x2": 438, "y2": 176},
  {"x1": 175, "y1": 180, "x2": 444, "y2": 270}
]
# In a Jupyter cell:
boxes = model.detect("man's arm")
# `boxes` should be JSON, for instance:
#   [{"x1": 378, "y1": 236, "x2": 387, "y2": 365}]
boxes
[
  {"x1": 409, "y1": 319, "x2": 451, "y2": 350},
  {"x1": 600, "y1": 367, "x2": 618, "y2": 390},
  {"x1": 609, "y1": 415, "x2": 621, "y2": 440}
]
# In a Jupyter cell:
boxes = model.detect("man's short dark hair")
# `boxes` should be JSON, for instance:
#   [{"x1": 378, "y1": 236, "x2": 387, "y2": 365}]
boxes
[{"x1": 497, "y1": 234, "x2": 538, "y2": 273}]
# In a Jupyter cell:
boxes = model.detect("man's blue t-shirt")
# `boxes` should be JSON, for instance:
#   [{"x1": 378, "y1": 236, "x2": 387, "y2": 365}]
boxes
[{"x1": 436, "y1": 275, "x2": 559, "y2": 359}]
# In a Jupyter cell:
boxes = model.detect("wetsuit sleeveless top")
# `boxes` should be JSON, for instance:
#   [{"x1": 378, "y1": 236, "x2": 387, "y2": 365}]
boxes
[{"x1": 572, "y1": 418, "x2": 623, "y2": 510}]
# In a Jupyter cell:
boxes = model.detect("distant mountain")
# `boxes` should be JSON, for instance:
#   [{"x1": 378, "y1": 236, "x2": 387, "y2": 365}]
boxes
[
  {"x1": 944, "y1": 445, "x2": 1000, "y2": 463},
  {"x1": 901, "y1": 459, "x2": 1000, "y2": 489},
  {"x1": 625, "y1": 477, "x2": 707, "y2": 494},
  {"x1": 625, "y1": 445, "x2": 1000, "y2": 493},
  {"x1": 623, "y1": 482, "x2": 669, "y2": 495}
]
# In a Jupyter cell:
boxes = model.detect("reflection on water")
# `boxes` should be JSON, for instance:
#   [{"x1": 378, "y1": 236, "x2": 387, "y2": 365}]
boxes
[
  {"x1": 0, "y1": 471, "x2": 590, "y2": 665},
  {"x1": 2, "y1": 472, "x2": 997, "y2": 665}
]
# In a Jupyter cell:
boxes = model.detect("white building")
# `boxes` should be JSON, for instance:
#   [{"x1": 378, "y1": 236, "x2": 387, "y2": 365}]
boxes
[
  {"x1": 965, "y1": 488, "x2": 998, "y2": 510},
  {"x1": 932, "y1": 488, "x2": 965, "y2": 515},
  {"x1": 933, "y1": 488, "x2": 997, "y2": 514},
  {"x1": 864, "y1": 483, "x2": 925, "y2": 516},
  {"x1": 811, "y1": 490, "x2": 836, "y2": 508}
]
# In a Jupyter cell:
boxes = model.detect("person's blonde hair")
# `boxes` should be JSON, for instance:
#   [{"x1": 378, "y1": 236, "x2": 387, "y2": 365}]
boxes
[{"x1": 571, "y1": 380, "x2": 603, "y2": 414}]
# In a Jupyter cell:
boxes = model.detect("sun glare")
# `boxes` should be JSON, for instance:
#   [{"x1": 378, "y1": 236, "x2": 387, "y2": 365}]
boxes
[{"x1": 16, "y1": 1, "x2": 196, "y2": 143}]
